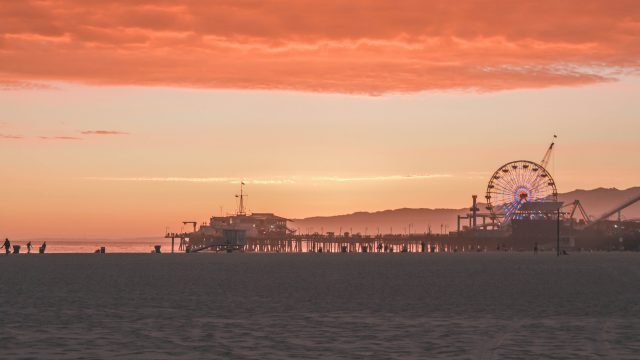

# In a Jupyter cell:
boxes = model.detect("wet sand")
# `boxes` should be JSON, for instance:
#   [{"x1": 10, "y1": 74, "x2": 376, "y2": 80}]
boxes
[{"x1": 1, "y1": 252, "x2": 639, "y2": 359}]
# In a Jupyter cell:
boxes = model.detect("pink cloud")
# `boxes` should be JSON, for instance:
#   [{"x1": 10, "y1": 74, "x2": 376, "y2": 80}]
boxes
[
  {"x1": 1, "y1": 131, "x2": 128, "y2": 141},
  {"x1": 81, "y1": 130, "x2": 129, "y2": 135},
  {"x1": 38, "y1": 136, "x2": 83, "y2": 141},
  {"x1": 0, "y1": 134, "x2": 24, "y2": 140},
  {"x1": 0, "y1": 1, "x2": 639, "y2": 94}
]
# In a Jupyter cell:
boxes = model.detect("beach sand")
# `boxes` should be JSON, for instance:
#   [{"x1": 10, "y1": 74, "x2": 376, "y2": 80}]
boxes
[{"x1": 1, "y1": 252, "x2": 638, "y2": 359}]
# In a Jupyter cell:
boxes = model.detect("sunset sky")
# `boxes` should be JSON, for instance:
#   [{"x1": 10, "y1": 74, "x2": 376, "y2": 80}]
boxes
[{"x1": 1, "y1": 0, "x2": 639, "y2": 238}]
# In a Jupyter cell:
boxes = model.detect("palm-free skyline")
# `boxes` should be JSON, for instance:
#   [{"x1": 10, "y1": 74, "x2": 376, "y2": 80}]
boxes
[{"x1": 1, "y1": 1, "x2": 639, "y2": 238}]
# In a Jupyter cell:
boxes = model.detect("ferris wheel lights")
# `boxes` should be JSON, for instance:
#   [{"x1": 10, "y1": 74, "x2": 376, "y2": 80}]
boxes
[{"x1": 486, "y1": 160, "x2": 558, "y2": 225}]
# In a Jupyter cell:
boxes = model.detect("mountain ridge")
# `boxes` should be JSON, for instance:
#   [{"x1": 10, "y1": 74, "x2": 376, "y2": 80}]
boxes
[{"x1": 292, "y1": 187, "x2": 640, "y2": 234}]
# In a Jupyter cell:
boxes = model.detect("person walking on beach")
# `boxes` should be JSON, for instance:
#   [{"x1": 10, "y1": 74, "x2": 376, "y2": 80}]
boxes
[
  {"x1": 27, "y1": 241, "x2": 32, "y2": 254},
  {"x1": 3, "y1": 238, "x2": 10, "y2": 254},
  {"x1": 39, "y1": 241, "x2": 47, "y2": 254}
]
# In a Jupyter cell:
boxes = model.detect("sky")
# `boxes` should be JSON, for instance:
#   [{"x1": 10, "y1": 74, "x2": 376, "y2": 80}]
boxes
[{"x1": 1, "y1": 0, "x2": 639, "y2": 238}]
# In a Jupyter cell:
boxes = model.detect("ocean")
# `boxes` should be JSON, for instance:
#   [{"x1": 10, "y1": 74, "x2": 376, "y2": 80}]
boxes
[{"x1": 7, "y1": 238, "x2": 168, "y2": 254}]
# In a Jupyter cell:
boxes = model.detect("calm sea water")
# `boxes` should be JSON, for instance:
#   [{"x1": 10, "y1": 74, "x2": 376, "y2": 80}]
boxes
[{"x1": 9, "y1": 238, "x2": 168, "y2": 253}]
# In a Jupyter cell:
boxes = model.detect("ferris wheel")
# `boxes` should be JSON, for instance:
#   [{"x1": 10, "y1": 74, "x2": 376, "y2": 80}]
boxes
[{"x1": 485, "y1": 160, "x2": 558, "y2": 225}]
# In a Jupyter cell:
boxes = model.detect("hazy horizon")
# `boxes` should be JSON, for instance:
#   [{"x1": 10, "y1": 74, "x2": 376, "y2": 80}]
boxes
[{"x1": 7, "y1": 186, "x2": 639, "y2": 242}]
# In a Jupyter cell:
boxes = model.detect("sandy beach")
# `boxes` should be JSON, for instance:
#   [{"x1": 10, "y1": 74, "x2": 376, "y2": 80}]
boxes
[{"x1": 1, "y1": 252, "x2": 639, "y2": 359}]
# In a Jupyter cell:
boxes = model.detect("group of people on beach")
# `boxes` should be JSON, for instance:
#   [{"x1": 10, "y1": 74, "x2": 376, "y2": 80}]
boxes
[{"x1": 3, "y1": 238, "x2": 46, "y2": 254}]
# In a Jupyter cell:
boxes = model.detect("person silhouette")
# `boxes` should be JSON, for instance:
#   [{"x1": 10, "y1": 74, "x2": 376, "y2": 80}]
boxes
[
  {"x1": 3, "y1": 238, "x2": 10, "y2": 254},
  {"x1": 39, "y1": 241, "x2": 47, "y2": 254},
  {"x1": 27, "y1": 241, "x2": 32, "y2": 254}
]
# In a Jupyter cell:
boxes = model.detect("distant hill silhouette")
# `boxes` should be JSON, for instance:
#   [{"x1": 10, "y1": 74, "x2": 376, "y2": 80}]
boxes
[
  {"x1": 292, "y1": 187, "x2": 640, "y2": 235},
  {"x1": 558, "y1": 187, "x2": 640, "y2": 221}
]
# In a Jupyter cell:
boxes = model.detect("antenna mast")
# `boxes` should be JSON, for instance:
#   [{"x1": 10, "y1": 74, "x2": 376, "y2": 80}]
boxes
[{"x1": 235, "y1": 181, "x2": 247, "y2": 215}]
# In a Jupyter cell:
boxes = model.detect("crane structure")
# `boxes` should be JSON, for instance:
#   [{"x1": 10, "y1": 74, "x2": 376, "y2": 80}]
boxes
[{"x1": 540, "y1": 134, "x2": 557, "y2": 170}]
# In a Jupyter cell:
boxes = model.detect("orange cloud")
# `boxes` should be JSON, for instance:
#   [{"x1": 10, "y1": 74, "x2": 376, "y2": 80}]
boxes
[
  {"x1": 1, "y1": 1, "x2": 639, "y2": 94},
  {"x1": 0, "y1": 79, "x2": 55, "y2": 91}
]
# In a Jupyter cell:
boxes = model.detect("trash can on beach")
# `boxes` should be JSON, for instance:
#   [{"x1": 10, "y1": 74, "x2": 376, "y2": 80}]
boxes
[
  {"x1": 12, "y1": 245, "x2": 20, "y2": 254},
  {"x1": 154, "y1": 245, "x2": 161, "y2": 254},
  {"x1": 100, "y1": 247, "x2": 106, "y2": 254}
]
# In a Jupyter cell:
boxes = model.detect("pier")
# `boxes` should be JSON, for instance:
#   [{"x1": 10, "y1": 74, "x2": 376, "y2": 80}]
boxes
[{"x1": 165, "y1": 232, "x2": 503, "y2": 253}]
